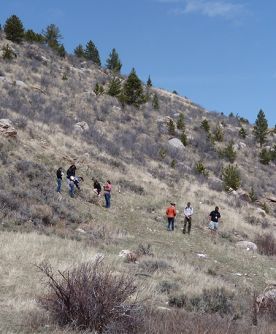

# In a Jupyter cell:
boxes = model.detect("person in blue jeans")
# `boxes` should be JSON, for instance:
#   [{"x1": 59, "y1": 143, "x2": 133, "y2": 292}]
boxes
[
  {"x1": 56, "y1": 167, "x2": 63, "y2": 193},
  {"x1": 69, "y1": 176, "x2": 75, "y2": 198},
  {"x1": 103, "y1": 180, "x2": 112, "y2": 208}
]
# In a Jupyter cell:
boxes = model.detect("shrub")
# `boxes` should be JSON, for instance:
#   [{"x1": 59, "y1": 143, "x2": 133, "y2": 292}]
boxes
[
  {"x1": 221, "y1": 140, "x2": 237, "y2": 163},
  {"x1": 259, "y1": 148, "x2": 272, "y2": 165},
  {"x1": 177, "y1": 113, "x2": 185, "y2": 130},
  {"x1": 157, "y1": 280, "x2": 180, "y2": 294},
  {"x1": 94, "y1": 82, "x2": 104, "y2": 96},
  {"x1": 195, "y1": 161, "x2": 209, "y2": 177},
  {"x1": 255, "y1": 233, "x2": 276, "y2": 256},
  {"x1": 167, "y1": 119, "x2": 176, "y2": 136},
  {"x1": 200, "y1": 119, "x2": 210, "y2": 133},
  {"x1": 139, "y1": 259, "x2": 172, "y2": 273},
  {"x1": 239, "y1": 127, "x2": 247, "y2": 139},
  {"x1": 136, "y1": 244, "x2": 154, "y2": 257},
  {"x1": 37, "y1": 260, "x2": 142, "y2": 333},
  {"x1": 222, "y1": 164, "x2": 240, "y2": 191},
  {"x1": 213, "y1": 125, "x2": 224, "y2": 142},
  {"x1": 152, "y1": 93, "x2": 159, "y2": 110},
  {"x1": 180, "y1": 131, "x2": 188, "y2": 146},
  {"x1": 2, "y1": 44, "x2": 16, "y2": 60},
  {"x1": 118, "y1": 179, "x2": 145, "y2": 195},
  {"x1": 4, "y1": 15, "x2": 25, "y2": 43}
]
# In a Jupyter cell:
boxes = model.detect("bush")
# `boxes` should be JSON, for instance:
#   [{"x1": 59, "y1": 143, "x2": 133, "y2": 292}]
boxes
[
  {"x1": 139, "y1": 259, "x2": 172, "y2": 273},
  {"x1": 37, "y1": 260, "x2": 142, "y2": 333},
  {"x1": 255, "y1": 233, "x2": 276, "y2": 256},
  {"x1": 222, "y1": 164, "x2": 240, "y2": 191},
  {"x1": 4, "y1": 15, "x2": 25, "y2": 43},
  {"x1": 221, "y1": 141, "x2": 237, "y2": 163},
  {"x1": 2, "y1": 44, "x2": 16, "y2": 60},
  {"x1": 195, "y1": 161, "x2": 209, "y2": 177}
]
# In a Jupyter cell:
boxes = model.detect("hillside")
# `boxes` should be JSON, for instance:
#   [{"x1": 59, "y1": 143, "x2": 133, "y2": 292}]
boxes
[{"x1": 0, "y1": 32, "x2": 276, "y2": 334}]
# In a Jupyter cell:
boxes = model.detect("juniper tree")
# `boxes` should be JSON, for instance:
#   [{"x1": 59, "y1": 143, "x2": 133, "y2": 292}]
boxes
[
  {"x1": 200, "y1": 119, "x2": 210, "y2": 133},
  {"x1": 253, "y1": 109, "x2": 268, "y2": 147},
  {"x1": 222, "y1": 164, "x2": 240, "y2": 191},
  {"x1": 85, "y1": 40, "x2": 101, "y2": 66},
  {"x1": 57, "y1": 44, "x2": 66, "y2": 58},
  {"x1": 239, "y1": 126, "x2": 247, "y2": 139},
  {"x1": 4, "y1": 15, "x2": 25, "y2": 43},
  {"x1": 121, "y1": 68, "x2": 145, "y2": 108},
  {"x1": 222, "y1": 141, "x2": 236, "y2": 163},
  {"x1": 2, "y1": 44, "x2": 16, "y2": 60},
  {"x1": 213, "y1": 124, "x2": 224, "y2": 142},
  {"x1": 74, "y1": 44, "x2": 85, "y2": 58},
  {"x1": 259, "y1": 148, "x2": 271, "y2": 165},
  {"x1": 106, "y1": 48, "x2": 122, "y2": 73},
  {"x1": 167, "y1": 119, "x2": 176, "y2": 136},
  {"x1": 177, "y1": 113, "x2": 185, "y2": 130},
  {"x1": 94, "y1": 83, "x2": 104, "y2": 96},
  {"x1": 180, "y1": 131, "x2": 188, "y2": 146}
]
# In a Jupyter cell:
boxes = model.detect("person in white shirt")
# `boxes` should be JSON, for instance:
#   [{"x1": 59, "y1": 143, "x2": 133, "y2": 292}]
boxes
[{"x1": 183, "y1": 202, "x2": 193, "y2": 234}]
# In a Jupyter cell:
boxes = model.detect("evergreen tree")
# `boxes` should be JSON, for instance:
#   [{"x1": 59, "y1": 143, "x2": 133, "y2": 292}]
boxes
[
  {"x1": 213, "y1": 124, "x2": 224, "y2": 142},
  {"x1": 152, "y1": 93, "x2": 159, "y2": 110},
  {"x1": 259, "y1": 148, "x2": 271, "y2": 165},
  {"x1": 180, "y1": 131, "x2": 188, "y2": 146},
  {"x1": 200, "y1": 119, "x2": 210, "y2": 133},
  {"x1": 2, "y1": 44, "x2": 16, "y2": 60},
  {"x1": 239, "y1": 127, "x2": 247, "y2": 139},
  {"x1": 167, "y1": 119, "x2": 176, "y2": 136},
  {"x1": 24, "y1": 29, "x2": 44, "y2": 43},
  {"x1": 222, "y1": 164, "x2": 240, "y2": 191},
  {"x1": 122, "y1": 68, "x2": 145, "y2": 108},
  {"x1": 4, "y1": 15, "x2": 25, "y2": 43},
  {"x1": 85, "y1": 40, "x2": 101, "y2": 66},
  {"x1": 43, "y1": 24, "x2": 62, "y2": 49},
  {"x1": 57, "y1": 44, "x2": 66, "y2": 58},
  {"x1": 74, "y1": 44, "x2": 85, "y2": 58},
  {"x1": 146, "y1": 75, "x2": 152, "y2": 87},
  {"x1": 106, "y1": 48, "x2": 121, "y2": 73},
  {"x1": 177, "y1": 113, "x2": 185, "y2": 130},
  {"x1": 222, "y1": 141, "x2": 236, "y2": 163},
  {"x1": 107, "y1": 77, "x2": 121, "y2": 97},
  {"x1": 253, "y1": 109, "x2": 268, "y2": 146},
  {"x1": 94, "y1": 83, "x2": 104, "y2": 96}
]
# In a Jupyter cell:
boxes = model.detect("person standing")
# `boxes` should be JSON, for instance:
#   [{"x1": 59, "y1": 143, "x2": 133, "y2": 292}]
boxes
[
  {"x1": 166, "y1": 203, "x2": 176, "y2": 231},
  {"x1": 56, "y1": 167, "x2": 63, "y2": 193},
  {"x1": 208, "y1": 206, "x2": 221, "y2": 239},
  {"x1": 183, "y1": 202, "x2": 193, "y2": 234},
  {"x1": 103, "y1": 180, "x2": 112, "y2": 208},
  {"x1": 69, "y1": 176, "x2": 75, "y2": 198}
]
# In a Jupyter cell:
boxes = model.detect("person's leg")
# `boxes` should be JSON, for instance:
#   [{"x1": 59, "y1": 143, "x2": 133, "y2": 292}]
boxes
[
  {"x1": 171, "y1": 218, "x2": 175, "y2": 231},
  {"x1": 69, "y1": 183, "x2": 74, "y2": 197},
  {"x1": 183, "y1": 217, "x2": 187, "y2": 234},
  {"x1": 188, "y1": 218, "x2": 191, "y2": 234},
  {"x1": 104, "y1": 193, "x2": 108, "y2": 207},
  {"x1": 167, "y1": 217, "x2": 171, "y2": 230},
  {"x1": 57, "y1": 178, "x2": 61, "y2": 192}
]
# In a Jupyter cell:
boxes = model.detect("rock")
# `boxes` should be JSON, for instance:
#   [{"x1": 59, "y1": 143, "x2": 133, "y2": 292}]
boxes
[
  {"x1": 15, "y1": 80, "x2": 28, "y2": 88},
  {"x1": 196, "y1": 253, "x2": 208, "y2": 259},
  {"x1": 74, "y1": 121, "x2": 89, "y2": 132},
  {"x1": 235, "y1": 241, "x2": 257, "y2": 252},
  {"x1": 256, "y1": 288, "x2": 276, "y2": 313},
  {"x1": 76, "y1": 228, "x2": 86, "y2": 234},
  {"x1": 0, "y1": 119, "x2": 17, "y2": 138},
  {"x1": 265, "y1": 194, "x2": 276, "y2": 203},
  {"x1": 235, "y1": 189, "x2": 251, "y2": 202},
  {"x1": 256, "y1": 208, "x2": 266, "y2": 216},
  {"x1": 168, "y1": 138, "x2": 184, "y2": 149}
]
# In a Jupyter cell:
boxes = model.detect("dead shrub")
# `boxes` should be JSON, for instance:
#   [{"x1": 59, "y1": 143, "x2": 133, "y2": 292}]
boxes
[
  {"x1": 139, "y1": 259, "x2": 172, "y2": 273},
  {"x1": 255, "y1": 233, "x2": 276, "y2": 256},
  {"x1": 136, "y1": 244, "x2": 154, "y2": 257},
  {"x1": 37, "y1": 260, "x2": 143, "y2": 333}
]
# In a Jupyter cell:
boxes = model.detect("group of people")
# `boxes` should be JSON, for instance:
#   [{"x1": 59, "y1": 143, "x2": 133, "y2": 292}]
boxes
[
  {"x1": 56, "y1": 165, "x2": 112, "y2": 208},
  {"x1": 166, "y1": 202, "x2": 221, "y2": 237}
]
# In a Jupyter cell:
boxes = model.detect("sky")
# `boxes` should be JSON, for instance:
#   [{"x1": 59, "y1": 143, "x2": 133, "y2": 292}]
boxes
[{"x1": 1, "y1": 0, "x2": 275, "y2": 126}]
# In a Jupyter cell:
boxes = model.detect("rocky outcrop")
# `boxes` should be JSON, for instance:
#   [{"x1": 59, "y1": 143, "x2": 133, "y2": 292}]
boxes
[
  {"x1": 168, "y1": 138, "x2": 184, "y2": 150},
  {"x1": 0, "y1": 119, "x2": 17, "y2": 138},
  {"x1": 235, "y1": 241, "x2": 257, "y2": 252}
]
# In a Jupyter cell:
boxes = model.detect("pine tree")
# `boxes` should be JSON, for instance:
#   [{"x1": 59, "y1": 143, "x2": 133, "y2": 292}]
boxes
[
  {"x1": 43, "y1": 24, "x2": 62, "y2": 49},
  {"x1": 177, "y1": 113, "x2": 185, "y2": 130},
  {"x1": 146, "y1": 75, "x2": 152, "y2": 87},
  {"x1": 74, "y1": 44, "x2": 85, "y2": 58},
  {"x1": 222, "y1": 164, "x2": 240, "y2": 191},
  {"x1": 167, "y1": 119, "x2": 176, "y2": 136},
  {"x1": 180, "y1": 131, "x2": 188, "y2": 146},
  {"x1": 152, "y1": 93, "x2": 159, "y2": 110},
  {"x1": 253, "y1": 109, "x2": 268, "y2": 147},
  {"x1": 223, "y1": 141, "x2": 236, "y2": 163},
  {"x1": 85, "y1": 40, "x2": 101, "y2": 66},
  {"x1": 94, "y1": 83, "x2": 104, "y2": 96},
  {"x1": 2, "y1": 44, "x2": 16, "y2": 60},
  {"x1": 213, "y1": 124, "x2": 224, "y2": 142},
  {"x1": 57, "y1": 44, "x2": 66, "y2": 58},
  {"x1": 4, "y1": 15, "x2": 25, "y2": 43},
  {"x1": 122, "y1": 68, "x2": 145, "y2": 108},
  {"x1": 200, "y1": 119, "x2": 210, "y2": 133},
  {"x1": 259, "y1": 148, "x2": 271, "y2": 165},
  {"x1": 107, "y1": 77, "x2": 121, "y2": 97},
  {"x1": 106, "y1": 48, "x2": 121, "y2": 73},
  {"x1": 24, "y1": 29, "x2": 44, "y2": 43}
]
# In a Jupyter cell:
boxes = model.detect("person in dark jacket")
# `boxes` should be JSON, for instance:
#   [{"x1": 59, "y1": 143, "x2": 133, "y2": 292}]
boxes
[
  {"x1": 56, "y1": 167, "x2": 63, "y2": 193},
  {"x1": 93, "y1": 179, "x2": 102, "y2": 196},
  {"x1": 67, "y1": 164, "x2": 76, "y2": 180}
]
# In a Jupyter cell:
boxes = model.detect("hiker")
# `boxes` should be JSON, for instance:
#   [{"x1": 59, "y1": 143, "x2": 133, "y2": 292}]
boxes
[
  {"x1": 93, "y1": 178, "x2": 102, "y2": 197},
  {"x1": 56, "y1": 167, "x2": 63, "y2": 193},
  {"x1": 68, "y1": 176, "x2": 75, "y2": 198},
  {"x1": 166, "y1": 203, "x2": 176, "y2": 231},
  {"x1": 103, "y1": 180, "x2": 112, "y2": 208},
  {"x1": 66, "y1": 164, "x2": 76, "y2": 181},
  {"x1": 183, "y1": 202, "x2": 193, "y2": 234},
  {"x1": 208, "y1": 206, "x2": 221, "y2": 239}
]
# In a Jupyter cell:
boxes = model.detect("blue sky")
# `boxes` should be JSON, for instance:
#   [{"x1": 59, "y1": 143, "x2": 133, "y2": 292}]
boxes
[{"x1": 1, "y1": 0, "x2": 275, "y2": 126}]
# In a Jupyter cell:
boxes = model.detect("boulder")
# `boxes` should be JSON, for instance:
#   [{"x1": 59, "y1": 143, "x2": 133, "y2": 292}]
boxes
[
  {"x1": 0, "y1": 119, "x2": 17, "y2": 138},
  {"x1": 168, "y1": 138, "x2": 184, "y2": 150},
  {"x1": 235, "y1": 241, "x2": 257, "y2": 252},
  {"x1": 15, "y1": 80, "x2": 28, "y2": 88},
  {"x1": 74, "y1": 121, "x2": 89, "y2": 132},
  {"x1": 256, "y1": 288, "x2": 276, "y2": 313}
]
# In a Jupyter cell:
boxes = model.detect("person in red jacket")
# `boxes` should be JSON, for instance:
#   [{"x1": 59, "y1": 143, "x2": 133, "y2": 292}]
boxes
[{"x1": 166, "y1": 203, "x2": 176, "y2": 231}]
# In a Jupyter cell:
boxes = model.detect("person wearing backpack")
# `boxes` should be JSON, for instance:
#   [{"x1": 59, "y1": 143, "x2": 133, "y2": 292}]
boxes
[
  {"x1": 56, "y1": 167, "x2": 63, "y2": 193},
  {"x1": 166, "y1": 203, "x2": 176, "y2": 231}
]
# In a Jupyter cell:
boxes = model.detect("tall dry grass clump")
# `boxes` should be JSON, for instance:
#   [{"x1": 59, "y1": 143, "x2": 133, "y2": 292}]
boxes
[
  {"x1": 37, "y1": 259, "x2": 143, "y2": 333},
  {"x1": 255, "y1": 233, "x2": 276, "y2": 256}
]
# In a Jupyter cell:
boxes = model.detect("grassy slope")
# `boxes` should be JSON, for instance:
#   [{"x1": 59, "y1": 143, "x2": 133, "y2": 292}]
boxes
[{"x1": 0, "y1": 37, "x2": 275, "y2": 333}]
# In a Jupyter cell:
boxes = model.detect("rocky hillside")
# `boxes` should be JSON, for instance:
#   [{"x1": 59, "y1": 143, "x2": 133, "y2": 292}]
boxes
[{"x1": 0, "y1": 32, "x2": 276, "y2": 334}]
